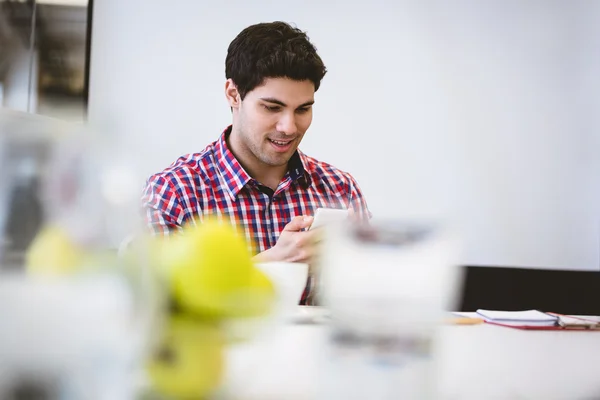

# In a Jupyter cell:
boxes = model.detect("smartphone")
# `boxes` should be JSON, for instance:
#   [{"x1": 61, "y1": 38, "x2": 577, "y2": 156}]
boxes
[{"x1": 309, "y1": 208, "x2": 350, "y2": 230}]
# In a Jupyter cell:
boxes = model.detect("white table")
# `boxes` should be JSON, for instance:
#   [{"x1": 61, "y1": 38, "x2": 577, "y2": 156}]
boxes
[{"x1": 222, "y1": 309, "x2": 600, "y2": 400}]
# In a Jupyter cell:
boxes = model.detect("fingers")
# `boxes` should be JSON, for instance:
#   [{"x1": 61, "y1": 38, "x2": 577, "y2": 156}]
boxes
[
  {"x1": 289, "y1": 230, "x2": 320, "y2": 262},
  {"x1": 347, "y1": 207, "x2": 355, "y2": 217},
  {"x1": 283, "y1": 215, "x2": 314, "y2": 232},
  {"x1": 304, "y1": 226, "x2": 324, "y2": 246},
  {"x1": 292, "y1": 243, "x2": 316, "y2": 263},
  {"x1": 347, "y1": 207, "x2": 360, "y2": 222}
]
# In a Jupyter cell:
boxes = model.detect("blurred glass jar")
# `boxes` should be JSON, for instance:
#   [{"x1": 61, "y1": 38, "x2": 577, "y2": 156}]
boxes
[
  {"x1": 0, "y1": 109, "x2": 163, "y2": 400},
  {"x1": 317, "y1": 218, "x2": 463, "y2": 400}
]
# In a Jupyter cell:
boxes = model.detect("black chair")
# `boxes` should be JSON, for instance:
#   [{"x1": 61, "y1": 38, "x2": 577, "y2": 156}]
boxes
[{"x1": 457, "y1": 266, "x2": 600, "y2": 315}]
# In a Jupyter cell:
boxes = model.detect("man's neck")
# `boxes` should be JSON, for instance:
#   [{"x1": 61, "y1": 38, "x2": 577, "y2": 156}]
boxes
[{"x1": 227, "y1": 128, "x2": 288, "y2": 191}]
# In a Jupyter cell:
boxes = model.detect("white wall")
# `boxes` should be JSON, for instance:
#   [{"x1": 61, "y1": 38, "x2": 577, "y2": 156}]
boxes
[{"x1": 88, "y1": 0, "x2": 600, "y2": 270}]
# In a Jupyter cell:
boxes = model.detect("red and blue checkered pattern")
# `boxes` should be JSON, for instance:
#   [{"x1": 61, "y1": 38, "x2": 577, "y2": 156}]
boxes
[{"x1": 142, "y1": 125, "x2": 371, "y2": 304}]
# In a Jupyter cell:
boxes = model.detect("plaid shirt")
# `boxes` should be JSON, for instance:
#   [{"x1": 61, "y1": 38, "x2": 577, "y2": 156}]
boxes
[{"x1": 142, "y1": 126, "x2": 371, "y2": 304}]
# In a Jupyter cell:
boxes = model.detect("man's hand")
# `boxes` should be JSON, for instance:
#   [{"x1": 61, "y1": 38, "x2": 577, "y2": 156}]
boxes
[{"x1": 253, "y1": 216, "x2": 319, "y2": 264}]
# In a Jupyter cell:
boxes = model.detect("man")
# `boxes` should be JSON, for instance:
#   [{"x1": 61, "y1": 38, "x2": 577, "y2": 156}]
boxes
[{"x1": 142, "y1": 21, "x2": 371, "y2": 304}]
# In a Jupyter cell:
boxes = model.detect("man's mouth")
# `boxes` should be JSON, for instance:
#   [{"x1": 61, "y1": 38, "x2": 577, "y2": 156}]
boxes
[
  {"x1": 269, "y1": 139, "x2": 292, "y2": 145},
  {"x1": 268, "y1": 138, "x2": 294, "y2": 151}
]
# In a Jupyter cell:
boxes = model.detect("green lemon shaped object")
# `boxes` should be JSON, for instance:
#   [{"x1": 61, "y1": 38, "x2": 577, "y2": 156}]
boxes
[
  {"x1": 25, "y1": 224, "x2": 85, "y2": 276},
  {"x1": 146, "y1": 314, "x2": 225, "y2": 399},
  {"x1": 160, "y1": 218, "x2": 275, "y2": 318}
]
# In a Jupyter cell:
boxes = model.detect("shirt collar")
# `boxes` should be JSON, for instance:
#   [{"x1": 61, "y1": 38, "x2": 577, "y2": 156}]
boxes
[
  {"x1": 289, "y1": 150, "x2": 312, "y2": 189},
  {"x1": 215, "y1": 126, "x2": 253, "y2": 199},
  {"x1": 214, "y1": 125, "x2": 311, "y2": 199}
]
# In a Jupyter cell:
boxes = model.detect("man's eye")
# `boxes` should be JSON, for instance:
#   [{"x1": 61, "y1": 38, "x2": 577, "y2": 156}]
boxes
[
  {"x1": 297, "y1": 108, "x2": 310, "y2": 114},
  {"x1": 263, "y1": 105, "x2": 281, "y2": 112}
]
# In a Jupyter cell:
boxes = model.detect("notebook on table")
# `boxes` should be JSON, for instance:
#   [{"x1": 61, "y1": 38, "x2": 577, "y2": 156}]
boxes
[{"x1": 476, "y1": 309, "x2": 600, "y2": 330}]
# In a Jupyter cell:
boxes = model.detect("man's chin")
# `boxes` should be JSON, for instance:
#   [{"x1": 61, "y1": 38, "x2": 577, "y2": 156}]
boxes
[
  {"x1": 261, "y1": 154, "x2": 292, "y2": 167},
  {"x1": 260, "y1": 147, "x2": 297, "y2": 165},
  {"x1": 267, "y1": 158, "x2": 290, "y2": 167}
]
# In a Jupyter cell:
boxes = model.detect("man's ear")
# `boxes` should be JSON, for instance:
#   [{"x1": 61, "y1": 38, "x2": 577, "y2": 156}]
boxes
[{"x1": 225, "y1": 79, "x2": 241, "y2": 109}]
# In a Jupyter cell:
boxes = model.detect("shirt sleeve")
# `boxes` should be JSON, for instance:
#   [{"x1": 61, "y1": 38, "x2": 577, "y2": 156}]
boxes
[
  {"x1": 141, "y1": 174, "x2": 184, "y2": 236},
  {"x1": 347, "y1": 174, "x2": 372, "y2": 221}
]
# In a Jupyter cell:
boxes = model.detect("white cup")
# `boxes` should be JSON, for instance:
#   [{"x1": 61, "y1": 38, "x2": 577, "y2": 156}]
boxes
[
  {"x1": 254, "y1": 262, "x2": 309, "y2": 317},
  {"x1": 222, "y1": 263, "x2": 309, "y2": 398}
]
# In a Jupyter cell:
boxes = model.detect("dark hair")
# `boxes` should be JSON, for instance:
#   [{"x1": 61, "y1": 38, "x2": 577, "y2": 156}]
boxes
[{"x1": 225, "y1": 21, "x2": 327, "y2": 100}]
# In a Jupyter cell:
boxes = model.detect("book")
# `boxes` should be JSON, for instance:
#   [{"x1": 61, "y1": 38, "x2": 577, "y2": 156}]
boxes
[
  {"x1": 473, "y1": 309, "x2": 600, "y2": 330},
  {"x1": 476, "y1": 309, "x2": 558, "y2": 327},
  {"x1": 548, "y1": 313, "x2": 600, "y2": 329}
]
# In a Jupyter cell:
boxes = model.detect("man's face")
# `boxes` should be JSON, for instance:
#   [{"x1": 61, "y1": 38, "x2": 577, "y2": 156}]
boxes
[{"x1": 229, "y1": 77, "x2": 315, "y2": 168}]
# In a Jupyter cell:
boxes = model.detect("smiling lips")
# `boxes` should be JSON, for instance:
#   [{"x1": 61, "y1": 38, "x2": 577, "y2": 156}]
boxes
[{"x1": 268, "y1": 138, "x2": 294, "y2": 152}]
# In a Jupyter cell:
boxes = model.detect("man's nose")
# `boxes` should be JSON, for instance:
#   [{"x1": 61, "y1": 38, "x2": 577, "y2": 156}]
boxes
[{"x1": 276, "y1": 112, "x2": 296, "y2": 135}]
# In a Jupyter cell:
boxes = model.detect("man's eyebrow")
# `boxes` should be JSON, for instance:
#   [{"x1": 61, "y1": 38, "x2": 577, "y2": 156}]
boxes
[
  {"x1": 260, "y1": 97, "x2": 315, "y2": 108},
  {"x1": 298, "y1": 100, "x2": 315, "y2": 108}
]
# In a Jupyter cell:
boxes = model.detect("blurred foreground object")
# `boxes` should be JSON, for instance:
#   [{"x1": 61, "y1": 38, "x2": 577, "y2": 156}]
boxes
[
  {"x1": 142, "y1": 218, "x2": 276, "y2": 399},
  {"x1": 318, "y1": 219, "x2": 463, "y2": 399},
  {"x1": 0, "y1": 109, "x2": 64, "y2": 268},
  {"x1": 146, "y1": 315, "x2": 225, "y2": 399},
  {"x1": 0, "y1": 109, "x2": 278, "y2": 399},
  {"x1": 25, "y1": 224, "x2": 87, "y2": 275},
  {"x1": 155, "y1": 218, "x2": 275, "y2": 320},
  {"x1": 0, "y1": 109, "x2": 152, "y2": 399}
]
